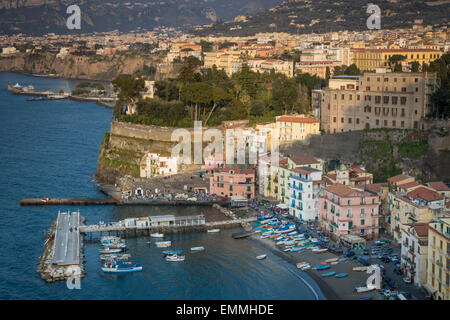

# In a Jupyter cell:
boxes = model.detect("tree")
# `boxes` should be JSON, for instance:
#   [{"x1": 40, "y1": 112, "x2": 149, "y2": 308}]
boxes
[
  {"x1": 250, "y1": 100, "x2": 266, "y2": 117},
  {"x1": 112, "y1": 76, "x2": 145, "y2": 117},
  {"x1": 325, "y1": 66, "x2": 331, "y2": 85},
  {"x1": 411, "y1": 61, "x2": 420, "y2": 72},
  {"x1": 388, "y1": 55, "x2": 406, "y2": 71},
  {"x1": 272, "y1": 77, "x2": 298, "y2": 114}
]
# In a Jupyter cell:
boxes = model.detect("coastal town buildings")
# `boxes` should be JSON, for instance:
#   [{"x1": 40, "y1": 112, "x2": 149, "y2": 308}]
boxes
[
  {"x1": 140, "y1": 152, "x2": 179, "y2": 178},
  {"x1": 324, "y1": 164, "x2": 373, "y2": 186},
  {"x1": 320, "y1": 70, "x2": 440, "y2": 133},
  {"x1": 275, "y1": 115, "x2": 320, "y2": 142},
  {"x1": 289, "y1": 167, "x2": 324, "y2": 221},
  {"x1": 426, "y1": 217, "x2": 450, "y2": 300},
  {"x1": 400, "y1": 223, "x2": 429, "y2": 288},
  {"x1": 209, "y1": 167, "x2": 255, "y2": 199},
  {"x1": 318, "y1": 184, "x2": 380, "y2": 240}
]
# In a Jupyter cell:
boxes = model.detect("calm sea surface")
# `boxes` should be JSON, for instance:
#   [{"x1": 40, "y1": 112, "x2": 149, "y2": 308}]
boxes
[{"x1": 0, "y1": 72, "x2": 324, "y2": 299}]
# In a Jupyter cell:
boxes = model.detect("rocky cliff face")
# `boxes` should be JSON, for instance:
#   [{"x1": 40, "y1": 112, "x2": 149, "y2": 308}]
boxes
[
  {"x1": 0, "y1": 52, "x2": 156, "y2": 80},
  {"x1": 282, "y1": 127, "x2": 450, "y2": 183}
]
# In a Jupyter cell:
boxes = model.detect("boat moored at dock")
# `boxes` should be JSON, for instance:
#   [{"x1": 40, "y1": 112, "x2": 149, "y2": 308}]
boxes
[
  {"x1": 101, "y1": 258, "x2": 143, "y2": 273},
  {"x1": 166, "y1": 254, "x2": 185, "y2": 262},
  {"x1": 156, "y1": 241, "x2": 171, "y2": 248}
]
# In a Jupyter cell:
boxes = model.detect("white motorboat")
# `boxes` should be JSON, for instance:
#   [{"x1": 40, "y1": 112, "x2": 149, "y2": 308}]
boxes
[
  {"x1": 166, "y1": 254, "x2": 185, "y2": 262},
  {"x1": 156, "y1": 241, "x2": 171, "y2": 248},
  {"x1": 355, "y1": 286, "x2": 376, "y2": 293},
  {"x1": 191, "y1": 246, "x2": 205, "y2": 252},
  {"x1": 256, "y1": 254, "x2": 267, "y2": 260},
  {"x1": 151, "y1": 233, "x2": 164, "y2": 238},
  {"x1": 207, "y1": 229, "x2": 220, "y2": 233}
]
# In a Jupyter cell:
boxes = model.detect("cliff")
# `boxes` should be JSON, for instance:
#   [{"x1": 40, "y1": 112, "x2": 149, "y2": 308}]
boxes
[
  {"x1": 282, "y1": 127, "x2": 450, "y2": 183},
  {"x1": 0, "y1": 52, "x2": 157, "y2": 81}
]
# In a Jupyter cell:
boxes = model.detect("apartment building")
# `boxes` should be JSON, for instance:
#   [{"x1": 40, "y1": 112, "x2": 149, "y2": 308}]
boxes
[
  {"x1": 289, "y1": 167, "x2": 324, "y2": 221},
  {"x1": 426, "y1": 218, "x2": 450, "y2": 300},
  {"x1": 320, "y1": 71, "x2": 439, "y2": 134},
  {"x1": 275, "y1": 115, "x2": 320, "y2": 141},
  {"x1": 318, "y1": 184, "x2": 380, "y2": 240},
  {"x1": 140, "y1": 152, "x2": 178, "y2": 178},
  {"x1": 324, "y1": 164, "x2": 373, "y2": 186},
  {"x1": 209, "y1": 167, "x2": 255, "y2": 199},
  {"x1": 401, "y1": 223, "x2": 429, "y2": 288},
  {"x1": 351, "y1": 48, "x2": 443, "y2": 71}
]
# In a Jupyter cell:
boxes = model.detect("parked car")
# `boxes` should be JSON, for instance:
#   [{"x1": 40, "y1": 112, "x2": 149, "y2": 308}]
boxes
[
  {"x1": 345, "y1": 250, "x2": 356, "y2": 258},
  {"x1": 394, "y1": 266, "x2": 403, "y2": 275},
  {"x1": 363, "y1": 249, "x2": 370, "y2": 255},
  {"x1": 381, "y1": 256, "x2": 391, "y2": 263},
  {"x1": 402, "y1": 277, "x2": 412, "y2": 284}
]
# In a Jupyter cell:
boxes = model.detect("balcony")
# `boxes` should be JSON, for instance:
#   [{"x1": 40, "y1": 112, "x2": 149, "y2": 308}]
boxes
[{"x1": 436, "y1": 260, "x2": 443, "y2": 268}]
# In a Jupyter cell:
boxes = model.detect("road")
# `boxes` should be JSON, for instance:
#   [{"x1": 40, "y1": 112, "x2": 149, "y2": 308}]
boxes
[{"x1": 52, "y1": 211, "x2": 80, "y2": 266}]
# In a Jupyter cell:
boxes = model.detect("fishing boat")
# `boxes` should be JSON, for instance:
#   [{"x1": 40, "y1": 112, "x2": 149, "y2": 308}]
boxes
[
  {"x1": 314, "y1": 264, "x2": 331, "y2": 271},
  {"x1": 162, "y1": 250, "x2": 182, "y2": 256},
  {"x1": 300, "y1": 264, "x2": 311, "y2": 270},
  {"x1": 100, "y1": 253, "x2": 131, "y2": 261},
  {"x1": 335, "y1": 273, "x2": 349, "y2": 278},
  {"x1": 156, "y1": 241, "x2": 171, "y2": 248},
  {"x1": 101, "y1": 258, "x2": 142, "y2": 273},
  {"x1": 359, "y1": 296, "x2": 373, "y2": 300},
  {"x1": 325, "y1": 258, "x2": 339, "y2": 263},
  {"x1": 102, "y1": 241, "x2": 126, "y2": 249},
  {"x1": 330, "y1": 261, "x2": 339, "y2": 265},
  {"x1": 99, "y1": 247, "x2": 123, "y2": 254},
  {"x1": 260, "y1": 234, "x2": 271, "y2": 239},
  {"x1": 101, "y1": 236, "x2": 121, "y2": 244},
  {"x1": 290, "y1": 247, "x2": 304, "y2": 252},
  {"x1": 151, "y1": 233, "x2": 164, "y2": 238},
  {"x1": 296, "y1": 262, "x2": 309, "y2": 269},
  {"x1": 256, "y1": 254, "x2": 267, "y2": 260},
  {"x1": 321, "y1": 271, "x2": 336, "y2": 278},
  {"x1": 312, "y1": 248, "x2": 328, "y2": 254},
  {"x1": 166, "y1": 254, "x2": 185, "y2": 262},
  {"x1": 190, "y1": 246, "x2": 205, "y2": 252},
  {"x1": 355, "y1": 286, "x2": 376, "y2": 293},
  {"x1": 207, "y1": 229, "x2": 220, "y2": 233}
]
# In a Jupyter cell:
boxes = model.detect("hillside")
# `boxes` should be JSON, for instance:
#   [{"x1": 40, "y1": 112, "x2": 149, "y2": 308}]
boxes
[
  {"x1": 192, "y1": 0, "x2": 450, "y2": 36},
  {"x1": 0, "y1": 0, "x2": 280, "y2": 35}
]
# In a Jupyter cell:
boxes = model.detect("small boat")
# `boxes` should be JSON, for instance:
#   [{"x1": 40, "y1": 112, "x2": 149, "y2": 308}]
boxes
[
  {"x1": 359, "y1": 296, "x2": 373, "y2": 300},
  {"x1": 101, "y1": 259, "x2": 142, "y2": 273},
  {"x1": 102, "y1": 242, "x2": 126, "y2": 249},
  {"x1": 99, "y1": 247, "x2": 123, "y2": 254},
  {"x1": 300, "y1": 264, "x2": 311, "y2": 270},
  {"x1": 146, "y1": 241, "x2": 151, "y2": 244},
  {"x1": 296, "y1": 262, "x2": 309, "y2": 269},
  {"x1": 335, "y1": 273, "x2": 349, "y2": 278},
  {"x1": 100, "y1": 253, "x2": 131, "y2": 261},
  {"x1": 353, "y1": 266, "x2": 369, "y2": 272},
  {"x1": 256, "y1": 254, "x2": 267, "y2": 260},
  {"x1": 330, "y1": 261, "x2": 339, "y2": 265},
  {"x1": 151, "y1": 233, "x2": 164, "y2": 238},
  {"x1": 325, "y1": 258, "x2": 339, "y2": 263},
  {"x1": 166, "y1": 254, "x2": 185, "y2": 262},
  {"x1": 207, "y1": 229, "x2": 220, "y2": 233},
  {"x1": 156, "y1": 241, "x2": 171, "y2": 248},
  {"x1": 314, "y1": 264, "x2": 331, "y2": 271},
  {"x1": 355, "y1": 286, "x2": 376, "y2": 293},
  {"x1": 312, "y1": 248, "x2": 328, "y2": 254},
  {"x1": 290, "y1": 247, "x2": 304, "y2": 252},
  {"x1": 162, "y1": 250, "x2": 182, "y2": 256},
  {"x1": 190, "y1": 246, "x2": 205, "y2": 252},
  {"x1": 321, "y1": 271, "x2": 336, "y2": 277}
]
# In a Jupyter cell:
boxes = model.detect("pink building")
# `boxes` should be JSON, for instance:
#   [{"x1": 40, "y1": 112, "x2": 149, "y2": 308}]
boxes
[
  {"x1": 209, "y1": 168, "x2": 255, "y2": 199},
  {"x1": 318, "y1": 184, "x2": 380, "y2": 240},
  {"x1": 204, "y1": 154, "x2": 225, "y2": 173}
]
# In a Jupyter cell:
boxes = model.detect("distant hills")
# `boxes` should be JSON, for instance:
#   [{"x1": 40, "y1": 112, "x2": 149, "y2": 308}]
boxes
[
  {"x1": 191, "y1": 0, "x2": 450, "y2": 36},
  {"x1": 0, "y1": 0, "x2": 281, "y2": 35}
]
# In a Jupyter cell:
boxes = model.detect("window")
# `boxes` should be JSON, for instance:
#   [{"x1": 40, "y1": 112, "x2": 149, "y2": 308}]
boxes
[
  {"x1": 348, "y1": 118, "x2": 352, "y2": 124},
  {"x1": 361, "y1": 219, "x2": 365, "y2": 225},
  {"x1": 401, "y1": 121, "x2": 404, "y2": 128},
  {"x1": 384, "y1": 120, "x2": 388, "y2": 126},
  {"x1": 366, "y1": 87, "x2": 371, "y2": 91},
  {"x1": 401, "y1": 97, "x2": 407, "y2": 105},
  {"x1": 341, "y1": 94, "x2": 345, "y2": 100},
  {"x1": 402, "y1": 87, "x2": 407, "y2": 92},
  {"x1": 392, "y1": 96, "x2": 398, "y2": 105},
  {"x1": 341, "y1": 117, "x2": 344, "y2": 123},
  {"x1": 376, "y1": 119, "x2": 380, "y2": 126},
  {"x1": 333, "y1": 117, "x2": 336, "y2": 123},
  {"x1": 392, "y1": 120, "x2": 396, "y2": 127},
  {"x1": 357, "y1": 95, "x2": 360, "y2": 101},
  {"x1": 356, "y1": 118, "x2": 360, "y2": 124},
  {"x1": 384, "y1": 96, "x2": 389, "y2": 104},
  {"x1": 375, "y1": 96, "x2": 381, "y2": 104}
]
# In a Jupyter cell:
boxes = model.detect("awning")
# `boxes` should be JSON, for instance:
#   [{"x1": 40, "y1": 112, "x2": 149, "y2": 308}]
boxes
[
  {"x1": 276, "y1": 204, "x2": 288, "y2": 209},
  {"x1": 422, "y1": 283, "x2": 437, "y2": 295}
]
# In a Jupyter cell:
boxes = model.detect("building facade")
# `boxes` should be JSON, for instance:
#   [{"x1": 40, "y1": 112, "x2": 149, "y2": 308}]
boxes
[{"x1": 209, "y1": 167, "x2": 255, "y2": 199}]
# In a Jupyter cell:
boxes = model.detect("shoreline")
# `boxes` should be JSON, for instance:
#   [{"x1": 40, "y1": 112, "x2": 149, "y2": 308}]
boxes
[
  {"x1": 249, "y1": 233, "x2": 381, "y2": 300},
  {"x1": 0, "y1": 70, "x2": 114, "y2": 82}
]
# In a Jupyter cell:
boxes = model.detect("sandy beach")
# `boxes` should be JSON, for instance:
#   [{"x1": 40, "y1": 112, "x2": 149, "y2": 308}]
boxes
[{"x1": 251, "y1": 234, "x2": 381, "y2": 300}]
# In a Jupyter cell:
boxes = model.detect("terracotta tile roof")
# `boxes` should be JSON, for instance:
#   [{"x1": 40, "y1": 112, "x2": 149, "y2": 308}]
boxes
[
  {"x1": 398, "y1": 181, "x2": 422, "y2": 189},
  {"x1": 276, "y1": 116, "x2": 319, "y2": 124},
  {"x1": 216, "y1": 167, "x2": 255, "y2": 175},
  {"x1": 362, "y1": 183, "x2": 385, "y2": 194},
  {"x1": 388, "y1": 174, "x2": 411, "y2": 184},
  {"x1": 289, "y1": 156, "x2": 320, "y2": 165},
  {"x1": 427, "y1": 181, "x2": 450, "y2": 192},
  {"x1": 349, "y1": 165, "x2": 367, "y2": 174},
  {"x1": 407, "y1": 187, "x2": 444, "y2": 202},
  {"x1": 325, "y1": 183, "x2": 364, "y2": 197}
]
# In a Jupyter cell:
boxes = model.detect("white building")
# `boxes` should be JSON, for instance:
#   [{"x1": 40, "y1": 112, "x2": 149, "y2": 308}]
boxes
[
  {"x1": 2, "y1": 47, "x2": 17, "y2": 55},
  {"x1": 400, "y1": 223, "x2": 429, "y2": 288},
  {"x1": 140, "y1": 152, "x2": 179, "y2": 178},
  {"x1": 289, "y1": 167, "x2": 324, "y2": 221}
]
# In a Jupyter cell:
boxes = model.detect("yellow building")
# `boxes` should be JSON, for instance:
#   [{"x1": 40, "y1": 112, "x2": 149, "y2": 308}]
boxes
[
  {"x1": 351, "y1": 48, "x2": 442, "y2": 71},
  {"x1": 275, "y1": 115, "x2": 320, "y2": 142},
  {"x1": 426, "y1": 218, "x2": 450, "y2": 300},
  {"x1": 203, "y1": 51, "x2": 242, "y2": 76}
]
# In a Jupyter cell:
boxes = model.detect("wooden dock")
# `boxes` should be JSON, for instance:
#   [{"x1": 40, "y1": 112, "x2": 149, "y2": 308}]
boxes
[{"x1": 20, "y1": 198, "x2": 119, "y2": 206}]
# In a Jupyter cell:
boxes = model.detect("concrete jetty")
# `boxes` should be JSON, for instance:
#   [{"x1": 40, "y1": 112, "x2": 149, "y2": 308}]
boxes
[{"x1": 20, "y1": 198, "x2": 118, "y2": 205}]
